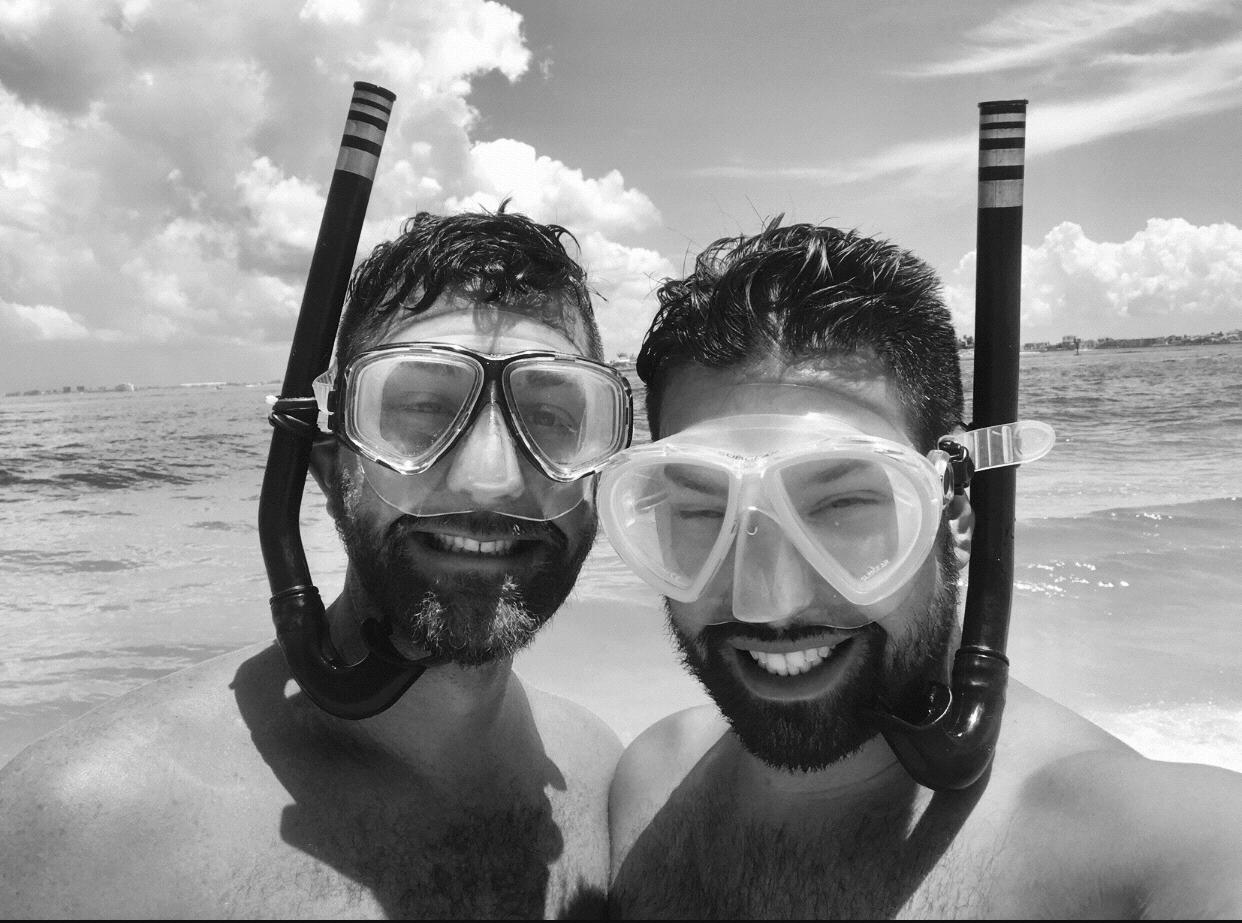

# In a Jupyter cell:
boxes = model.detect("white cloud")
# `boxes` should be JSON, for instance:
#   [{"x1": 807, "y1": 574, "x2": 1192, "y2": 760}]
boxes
[
  {"x1": 437, "y1": 139, "x2": 670, "y2": 356},
  {"x1": 576, "y1": 232, "x2": 677, "y2": 357},
  {"x1": 446, "y1": 139, "x2": 661, "y2": 236},
  {"x1": 0, "y1": 0, "x2": 673, "y2": 388},
  {"x1": 298, "y1": 0, "x2": 364, "y2": 27},
  {"x1": 945, "y1": 219, "x2": 1242, "y2": 341},
  {"x1": 236, "y1": 157, "x2": 326, "y2": 255},
  {"x1": 909, "y1": 0, "x2": 1230, "y2": 77},
  {"x1": 698, "y1": 0, "x2": 1242, "y2": 192},
  {"x1": 0, "y1": 299, "x2": 90, "y2": 341}
]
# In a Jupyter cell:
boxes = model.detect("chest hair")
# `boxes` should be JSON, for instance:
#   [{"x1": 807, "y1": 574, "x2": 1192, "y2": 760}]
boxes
[
  {"x1": 229, "y1": 793, "x2": 605, "y2": 919},
  {"x1": 610, "y1": 777, "x2": 999, "y2": 919}
]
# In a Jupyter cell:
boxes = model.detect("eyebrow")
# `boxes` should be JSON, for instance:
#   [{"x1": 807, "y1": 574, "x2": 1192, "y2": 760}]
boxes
[
  {"x1": 663, "y1": 465, "x2": 728, "y2": 495},
  {"x1": 517, "y1": 370, "x2": 586, "y2": 390},
  {"x1": 792, "y1": 460, "x2": 883, "y2": 488}
]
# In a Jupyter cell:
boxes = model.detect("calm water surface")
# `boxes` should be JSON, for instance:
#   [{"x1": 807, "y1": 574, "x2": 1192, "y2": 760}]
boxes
[{"x1": 2, "y1": 344, "x2": 1240, "y2": 767}]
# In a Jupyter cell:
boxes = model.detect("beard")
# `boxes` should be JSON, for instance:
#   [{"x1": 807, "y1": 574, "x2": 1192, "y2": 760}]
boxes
[
  {"x1": 331, "y1": 464, "x2": 596, "y2": 666},
  {"x1": 669, "y1": 536, "x2": 960, "y2": 773}
]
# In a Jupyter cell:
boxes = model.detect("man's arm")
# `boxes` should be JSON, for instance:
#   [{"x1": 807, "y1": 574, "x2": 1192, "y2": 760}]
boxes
[
  {"x1": 1117, "y1": 758, "x2": 1242, "y2": 918},
  {"x1": 1020, "y1": 748, "x2": 1242, "y2": 919},
  {"x1": 0, "y1": 722, "x2": 202, "y2": 916}
]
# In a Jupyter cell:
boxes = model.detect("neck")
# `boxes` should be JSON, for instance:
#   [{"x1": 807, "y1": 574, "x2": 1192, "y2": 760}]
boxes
[
  {"x1": 318, "y1": 570, "x2": 528, "y2": 774},
  {"x1": 729, "y1": 733, "x2": 911, "y2": 805}
]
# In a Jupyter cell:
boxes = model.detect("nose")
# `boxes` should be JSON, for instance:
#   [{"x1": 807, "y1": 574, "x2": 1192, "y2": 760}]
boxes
[
  {"x1": 730, "y1": 508, "x2": 819, "y2": 623},
  {"x1": 444, "y1": 394, "x2": 525, "y2": 502}
]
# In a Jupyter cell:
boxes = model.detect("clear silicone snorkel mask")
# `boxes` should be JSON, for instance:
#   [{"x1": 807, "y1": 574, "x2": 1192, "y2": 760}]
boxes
[
  {"x1": 596, "y1": 413, "x2": 1053, "y2": 628},
  {"x1": 314, "y1": 342, "x2": 634, "y2": 522}
]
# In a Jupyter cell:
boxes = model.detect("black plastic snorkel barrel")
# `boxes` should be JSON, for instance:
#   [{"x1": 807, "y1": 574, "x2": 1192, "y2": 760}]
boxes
[
  {"x1": 258, "y1": 81, "x2": 427, "y2": 719},
  {"x1": 874, "y1": 99, "x2": 1028, "y2": 790}
]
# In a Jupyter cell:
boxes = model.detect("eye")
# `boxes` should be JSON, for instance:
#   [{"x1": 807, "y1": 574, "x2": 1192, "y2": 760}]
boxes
[
  {"x1": 397, "y1": 399, "x2": 450, "y2": 415},
  {"x1": 806, "y1": 491, "x2": 890, "y2": 518},
  {"x1": 676, "y1": 507, "x2": 726, "y2": 521},
  {"x1": 524, "y1": 403, "x2": 578, "y2": 433}
]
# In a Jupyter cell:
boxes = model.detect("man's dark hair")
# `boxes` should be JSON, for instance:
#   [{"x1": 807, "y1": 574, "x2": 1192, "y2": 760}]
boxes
[
  {"x1": 336, "y1": 204, "x2": 603, "y2": 366},
  {"x1": 637, "y1": 220, "x2": 964, "y2": 451}
]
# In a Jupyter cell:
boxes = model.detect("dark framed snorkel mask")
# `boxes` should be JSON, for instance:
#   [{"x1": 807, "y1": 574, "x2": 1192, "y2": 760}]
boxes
[{"x1": 313, "y1": 341, "x2": 633, "y2": 523}]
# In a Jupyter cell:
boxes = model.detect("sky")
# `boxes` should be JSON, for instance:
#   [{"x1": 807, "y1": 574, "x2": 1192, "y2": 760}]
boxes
[{"x1": 2, "y1": 0, "x2": 1241, "y2": 391}]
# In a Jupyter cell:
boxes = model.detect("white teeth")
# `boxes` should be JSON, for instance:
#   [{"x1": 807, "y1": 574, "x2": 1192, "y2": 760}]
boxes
[
  {"x1": 748, "y1": 643, "x2": 839, "y2": 676},
  {"x1": 431, "y1": 534, "x2": 518, "y2": 555}
]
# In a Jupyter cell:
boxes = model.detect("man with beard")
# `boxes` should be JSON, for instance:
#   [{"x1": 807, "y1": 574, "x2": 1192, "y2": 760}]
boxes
[
  {"x1": 0, "y1": 209, "x2": 630, "y2": 919},
  {"x1": 600, "y1": 221, "x2": 1242, "y2": 919}
]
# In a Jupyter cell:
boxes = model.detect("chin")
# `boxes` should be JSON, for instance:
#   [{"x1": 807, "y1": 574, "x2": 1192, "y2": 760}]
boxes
[{"x1": 676, "y1": 622, "x2": 889, "y2": 772}]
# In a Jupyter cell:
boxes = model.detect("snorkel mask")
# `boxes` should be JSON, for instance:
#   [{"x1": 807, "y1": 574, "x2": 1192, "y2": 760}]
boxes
[
  {"x1": 314, "y1": 342, "x2": 632, "y2": 523},
  {"x1": 598, "y1": 413, "x2": 1053, "y2": 628}
]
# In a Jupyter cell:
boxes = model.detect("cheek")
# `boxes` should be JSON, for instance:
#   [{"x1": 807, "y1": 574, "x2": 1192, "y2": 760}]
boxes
[
  {"x1": 557, "y1": 499, "x2": 598, "y2": 550},
  {"x1": 339, "y1": 456, "x2": 399, "y2": 529},
  {"x1": 875, "y1": 548, "x2": 948, "y2": 645},
  {"x1": 665, "y1": 595, "x2": 725, "y2": 641}
]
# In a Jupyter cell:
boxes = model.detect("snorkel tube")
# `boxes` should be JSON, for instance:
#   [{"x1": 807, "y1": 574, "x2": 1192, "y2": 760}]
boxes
[
  {"x1": 872, "y1": 99, "x2": 1029, "y2": 790},
  {"x1": 259, "y1": 82, "x2": 428, "y2": 719}
]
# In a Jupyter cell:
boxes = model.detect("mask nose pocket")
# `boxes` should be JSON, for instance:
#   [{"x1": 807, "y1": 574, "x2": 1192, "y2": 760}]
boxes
[{"x1": 731, "y1": 507, "x2": 816, "y2": 622}]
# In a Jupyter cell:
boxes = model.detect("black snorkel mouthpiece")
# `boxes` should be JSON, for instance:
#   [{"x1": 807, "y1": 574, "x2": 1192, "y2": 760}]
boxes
[
  {"x1": 871, "y1": 99, "x2": 1028, "y2": 790},
  {"x1": 258, "y1": 82, "x2": 428, "y2": 719}
]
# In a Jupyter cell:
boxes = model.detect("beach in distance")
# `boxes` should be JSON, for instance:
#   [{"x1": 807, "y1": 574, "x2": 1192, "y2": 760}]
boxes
[{"x1": 1, "y1": 344, "x2": 1240, "y2": 771}]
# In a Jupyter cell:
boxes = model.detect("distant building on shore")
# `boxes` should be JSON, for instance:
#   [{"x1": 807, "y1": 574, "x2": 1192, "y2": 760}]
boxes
[{"x1": 1023, "y1": 329, "x2": 1241, "y2": 352}]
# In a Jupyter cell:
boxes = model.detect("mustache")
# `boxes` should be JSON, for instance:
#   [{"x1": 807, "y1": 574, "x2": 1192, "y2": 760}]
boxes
[
  {"x1": 697, "y1": 620, "x2": 883, "y2": 647},
  {"x1": 387, "y1": 511, "x2": 569, "y2": 550}
]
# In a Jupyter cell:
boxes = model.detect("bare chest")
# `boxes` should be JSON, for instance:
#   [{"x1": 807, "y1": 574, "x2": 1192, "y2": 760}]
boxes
[
  {"x1": 610, "y1": 783, "x2": 1087, "y2": 920},
  {"x1": 181, "y1": 780, "x2": 610, "y2": 919}
]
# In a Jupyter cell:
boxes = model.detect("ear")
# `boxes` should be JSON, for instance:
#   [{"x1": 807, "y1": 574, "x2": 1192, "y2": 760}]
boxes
[
  {"x1": 308, "y1": 436, "x2": 342, "y2": 520},
  {"x1": 945, "y1": 491, "x2": 973, "y2": 571}
]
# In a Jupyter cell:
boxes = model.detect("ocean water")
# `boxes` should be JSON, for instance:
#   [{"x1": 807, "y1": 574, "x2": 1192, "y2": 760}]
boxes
[{"x1": 1, "y1": 344, "x2": 1240, "y2": 772}]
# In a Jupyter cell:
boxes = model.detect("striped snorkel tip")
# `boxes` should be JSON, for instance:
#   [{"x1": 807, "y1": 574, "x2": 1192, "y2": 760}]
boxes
[
  {"x1": 977, "y1": 99, "x2": 1027, "y2": 210},
  {"x1": 335, "y1": 82, "x2": 395, "y2": 181}
]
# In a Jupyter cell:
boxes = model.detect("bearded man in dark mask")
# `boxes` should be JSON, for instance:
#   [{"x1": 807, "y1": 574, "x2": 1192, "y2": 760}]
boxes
[{"x1": 0, "y1": 208, "x2": 631, "y2": 919}]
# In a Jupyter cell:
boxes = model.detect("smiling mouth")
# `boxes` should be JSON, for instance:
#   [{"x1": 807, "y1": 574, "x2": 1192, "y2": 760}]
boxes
[
  {"x1": 424, "y1": 533, "x2": 525, "y2": 556},
  {"x1": 745, "y1": 641, "x2": 848, "y2": 677},
  {"x1": 413, "y1": 531, "x2": 549, "y2": 559},
  {"x1": 727, "y1": 632, "x2": 859, "y2": 682}
]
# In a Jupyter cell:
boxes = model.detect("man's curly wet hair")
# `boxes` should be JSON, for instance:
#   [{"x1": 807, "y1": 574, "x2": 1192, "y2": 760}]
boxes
[
  {"x1": 637, "y1": 220, "x2": 964, "y2": 451},
  {"x1": 335, "y1": 204, "x2": 603, "y2": 367}
]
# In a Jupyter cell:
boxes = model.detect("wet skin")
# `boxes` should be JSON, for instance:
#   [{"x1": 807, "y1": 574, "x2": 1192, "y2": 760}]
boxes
[
  {"x1": 607, "y1": 358, "x2": 1242, "y2": 919},
  {"x1": 0, "y1": 295, "x2": 622, "y2": 919},
  {"x1": 653, "y1": 359, "x2": 948, "y2": 727}
]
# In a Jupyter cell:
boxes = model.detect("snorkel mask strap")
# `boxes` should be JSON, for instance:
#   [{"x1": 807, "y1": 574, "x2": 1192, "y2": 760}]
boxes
[
  {"x1": 869, "y1": 99, "x2": 1031, "y2": 790},
  {"x1": 258, "y1": 82, "x2": 432, "y2": 720}
]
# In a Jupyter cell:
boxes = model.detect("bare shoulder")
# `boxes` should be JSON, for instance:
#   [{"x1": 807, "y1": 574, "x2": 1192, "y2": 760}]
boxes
[
  {"x1": 991, "y1": 680, "x2": 1242, "y2": 916},
  {"x1": 608, "y1": 705, "x2": 727, "y2": 875},
  {"x1": 519, "y1": 679, "x2": 624, "y2": 785},
  {"x1": 998, "y1": 679, "x2": 1242, "y2": 798},
  {"x1": 0, "y1": 641, "x2": 289, "y2": 917}
]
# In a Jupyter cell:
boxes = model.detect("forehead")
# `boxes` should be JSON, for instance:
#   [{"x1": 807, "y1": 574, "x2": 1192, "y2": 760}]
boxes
[
  {"x1": 375, "y1": 291, "x2": 586, "y2": 355},
  {"x1": 658, "y1": 357, "x2": 912, "y2": 446}
]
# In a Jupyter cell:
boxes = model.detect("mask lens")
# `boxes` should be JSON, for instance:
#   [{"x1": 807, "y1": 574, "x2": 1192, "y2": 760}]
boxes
[
  {"x1": 506, "y1": 362, "x2": 626, "y2": 478},
  {"x1": 348, "y1": 352, "x2": 481, "y2": 471},
  {"x1": 774, "y1": 453, "x2": 933, "y2": 599},
  {"x1": 599, "y1": 461, "x2": 733, "y2": 597}
]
